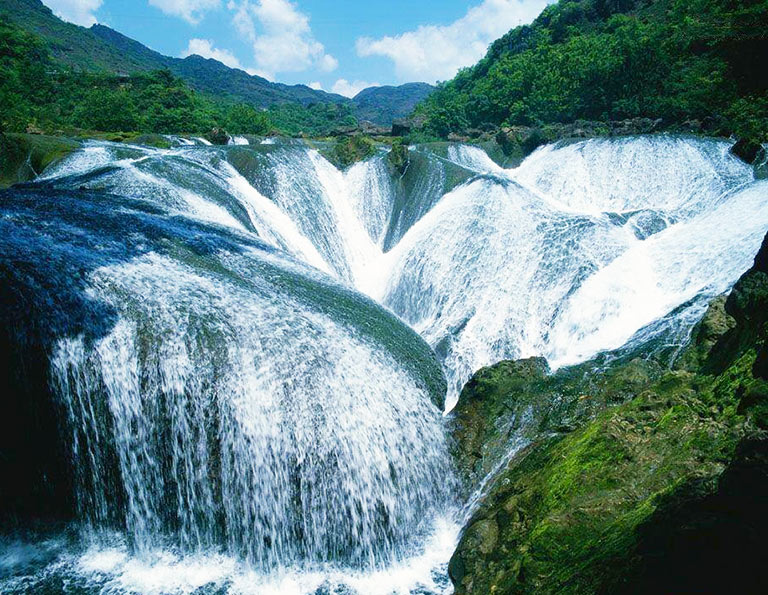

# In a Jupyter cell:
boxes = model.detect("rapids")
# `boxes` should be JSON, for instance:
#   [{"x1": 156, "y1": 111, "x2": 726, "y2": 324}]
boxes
[
  {"x1": 1, "y1": 134, "x2": 766, "y2": 594},
  {"x1": 35, "y1": 135, "x2": 767, "y2": 407}
]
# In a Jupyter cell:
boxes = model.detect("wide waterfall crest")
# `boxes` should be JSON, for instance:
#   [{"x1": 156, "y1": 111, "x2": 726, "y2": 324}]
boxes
[
  {"x1": 0, "y1": 186, "x2": 452, "y2": 592},
  {"x1": 42, "y1": 136, "x2": 768, "y2": 410},
  {"x1": 51, "y1": 251, "x2": 451, "y2": 567}
]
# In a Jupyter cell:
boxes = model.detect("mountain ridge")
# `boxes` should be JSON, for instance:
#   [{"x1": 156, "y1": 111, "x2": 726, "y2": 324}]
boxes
[{"x1": 2, "y1": 0, "x2": 432, "y2": 125}]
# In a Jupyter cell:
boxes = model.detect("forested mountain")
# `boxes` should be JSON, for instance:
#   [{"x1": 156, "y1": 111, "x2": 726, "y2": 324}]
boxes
[
  {"x1": 352, "y1": 83, "x2": 434, "y2": 126},
  {"x1": 416, "y1": 0, "x2": 768, "y2": 140},
  {"x1": 2, "y1": 0, "x2": 348, "y2": 107}
]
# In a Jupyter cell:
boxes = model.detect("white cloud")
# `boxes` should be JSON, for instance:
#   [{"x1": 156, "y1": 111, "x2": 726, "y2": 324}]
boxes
[
  {"x1": 182, "y1": 39, "x2": 244, "y2": 70},
  {"x1": 356, "y1": 0, "x2": 551, "y2": 82},
  {"x1": 43, "y1": 0, "x2": 103, "y2": 26},
  {"x1": 227, "y1": 0, "x2": 337, "y2": 79},
  {"x1": 331, "y1": 79, "x2": 379, "y2": 98},
  {"x1": 148, "y1": 0, "x2": 221, "y2": 25},
  {"x1": 308, "y1": 81, "x2": 324, "y2": 91}
]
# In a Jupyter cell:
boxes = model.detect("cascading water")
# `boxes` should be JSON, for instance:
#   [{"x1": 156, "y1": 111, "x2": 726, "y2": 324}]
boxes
[
  {"x1": 1, "y1": 134, "x2": 766, "y2": 594},
  {"x1": 382, "y1": 138, "x2": 767, "y2": 404},
  {"x1": 0, "y1": 187, "x2": 454, "y2": 594}
]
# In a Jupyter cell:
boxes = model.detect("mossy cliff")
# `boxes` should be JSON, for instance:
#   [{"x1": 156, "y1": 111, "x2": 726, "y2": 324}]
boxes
[
  {"x1": 449, "y1": 233, "x2": 768, "y2": 594},
  {"x1": 0, "y1": 133, "x2": 78, "y2": 188}
]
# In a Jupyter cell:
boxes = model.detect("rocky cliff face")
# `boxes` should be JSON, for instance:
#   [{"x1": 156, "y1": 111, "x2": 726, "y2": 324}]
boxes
[{"x1": 449, "y1": 233, "x2": 768, "y2": 594}]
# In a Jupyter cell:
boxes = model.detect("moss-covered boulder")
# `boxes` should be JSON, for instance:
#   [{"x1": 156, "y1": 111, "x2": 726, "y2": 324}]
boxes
[
  {"x1": 0, "y1": 133, "x2": 79, "y2": 188},
  {"x1": 449, "y1": 234, "x2": 768, "y2": 594},
  {"x1": 328, "y1": 135, "x2": 377, "y2": 169},
  {"x1": 387, "y1": 138, "x2": 410, "y2": 175},
  {"x1": 450, "y1": 356, "x2": 661, "y2": 494}
]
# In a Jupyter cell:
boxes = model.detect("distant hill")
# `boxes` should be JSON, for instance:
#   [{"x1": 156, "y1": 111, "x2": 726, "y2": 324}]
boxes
[
  {"x1": 352, "y1": 83, "x2": 434, "y2": 126},
  {"x1": 2, "y1": 0, "x2": 424, "y2": 122},
  {"x1": 89, "y1": 24, "x2": 348, "y2": 108}
]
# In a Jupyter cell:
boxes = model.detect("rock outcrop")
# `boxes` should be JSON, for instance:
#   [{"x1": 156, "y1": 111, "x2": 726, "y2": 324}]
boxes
[
  {"x1": 0, "y1": 133, "x2": 79, "y2": 188},
  {"x1": 449, "y1": 233, "x2": 768, "y2": 594}
]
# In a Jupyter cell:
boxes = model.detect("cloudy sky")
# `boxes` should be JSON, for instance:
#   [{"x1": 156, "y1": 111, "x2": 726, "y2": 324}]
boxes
[{"x1": 42, "y1": 0, "x2": 552, "y2": 97}]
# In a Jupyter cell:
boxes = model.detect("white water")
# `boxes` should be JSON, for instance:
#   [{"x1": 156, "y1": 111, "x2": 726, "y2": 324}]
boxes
[
  {"x1": 6, "y1": 134, "x2": 766, "y2": 594},
  {"x1": 51, "y1": 251, "x2": 451, "y2": 567},
  {"x1": 42, "y1": 136, "x2": 767, "y2": 407},
  {"x1": 382, "y1": 139, "x2": 764, "y2": 402}
]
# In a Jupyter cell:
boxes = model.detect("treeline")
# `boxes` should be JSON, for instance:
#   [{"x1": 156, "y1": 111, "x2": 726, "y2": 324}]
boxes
[
  {"x1": 417, "y1": 0, "x2": 768, "y2": 140},
  {"x1": 268, "y1": 102, "x2": 357, "y2": 137},
  {"x1": 0, "y1": 16, "x2": 355, "y2": 137}
]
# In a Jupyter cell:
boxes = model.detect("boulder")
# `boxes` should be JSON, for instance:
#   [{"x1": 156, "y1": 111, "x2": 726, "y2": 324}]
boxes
[
  {"x1": 449, "y1": 232, "x2": 768, "y2": 595},
  {"x1": 730, "y1": 138, "x2": 765, "y2": 165},
  {"x1": 205, "y1": 127, "x2": 230, "y2": 145}
]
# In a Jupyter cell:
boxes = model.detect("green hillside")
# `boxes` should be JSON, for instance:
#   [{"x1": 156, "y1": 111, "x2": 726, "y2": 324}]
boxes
[
  {"x1": 352, "y1": 83, "x2": 434, "y2": 126},
  {"x1": 2, "y1": 0, "x2": 346, "y2": 107},
  {"x1": 1, "y1": 0, "x2": 433, "y2": 128},
  {"x1": 417, "y1": 0, "x2": 768, "y2": 140}
]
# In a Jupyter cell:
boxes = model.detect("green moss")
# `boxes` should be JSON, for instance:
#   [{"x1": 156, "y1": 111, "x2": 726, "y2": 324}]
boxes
[
  {"x1": 450, "y1": 236, "x2": 768, "y2": 595},
  {"x1": 325, "y1": 135, "x2": 377, "y2": 169},
  {"x1": 387, "y1": 138, "x2": 410, "y2": 175},
  {"x1": 126, "y1": 134, "x2": 173, "y2": 149},
  {"x1": 0, "y1": 133, "x2": 79, "y2": 188}
]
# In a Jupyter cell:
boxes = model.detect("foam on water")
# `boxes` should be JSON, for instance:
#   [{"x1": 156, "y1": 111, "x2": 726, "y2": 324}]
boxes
[
  {"x1": 37, "y1": 136, "x2": 768, "y2": 409},
  {"x1": 4, "y1": 134, "x2": 767, "y2": 593},
  {"x1": 0, "y1": 516, "x2": 459, "y2": 595}
]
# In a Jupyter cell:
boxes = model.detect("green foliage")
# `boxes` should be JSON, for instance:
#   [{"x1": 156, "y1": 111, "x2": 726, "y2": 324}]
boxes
[
  {"x1": 330, "y1": 135, "x2": 377, "y2": 169},
  {"x1": 387, "y1": 138, "x2": 410, "y2": 174},
  {"x1": 267, "y1": 102, "x2": 358, "y2": 137},
  {"x1": 0, "y1": 16, "x2": 273, "y2": 136},
  {"x1": 224, "y1": 103, "x2": 270, "y2": 135},
  {"x1": 0, "y1": 16, "x2": 50, "y2": 133},
  {"x1": 418, "y1": 0, "x2": 768, "y2": 139},
  {"x1": 450, "y1": 233, "x2": 768, "y2": 594}
]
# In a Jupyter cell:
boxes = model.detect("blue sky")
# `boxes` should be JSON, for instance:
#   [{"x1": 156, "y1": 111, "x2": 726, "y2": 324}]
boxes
[{"x1": 42, "y1": 0, "x2": 552, "y2": 96}]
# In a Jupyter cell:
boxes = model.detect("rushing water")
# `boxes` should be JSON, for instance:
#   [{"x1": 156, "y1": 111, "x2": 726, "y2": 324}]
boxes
[{"x1": 1, "y1": 135, "x2": 766, "y2": 594}]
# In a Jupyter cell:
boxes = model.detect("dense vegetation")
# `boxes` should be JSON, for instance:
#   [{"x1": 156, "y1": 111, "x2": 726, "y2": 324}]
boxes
[
  {"x1": 418, "y1": 0, "x2": 768, "y2": 140},
  {"x1": 449, "y1": 235, "x2": 768, "y2": 594},
  {"x1": 267, "y1": 102, "x2": 358, "y2": 137},
  {"x1": 3, "y1": 0, "x2": 431, "y2": 132},
  {"x1": 0, "y1": 14, "x2": 399, "y2": 138},
  {"x1": 0, "y1": 17, "x2": 270, "y2": 136},
  {"x1": 4, "y1": 0, "x2": 344, "y2": 108}
]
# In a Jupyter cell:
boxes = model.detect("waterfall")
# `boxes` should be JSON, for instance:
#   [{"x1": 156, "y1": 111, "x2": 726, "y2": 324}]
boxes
[
  {"x1": 31, "y1": 135, "x2": 768, "y2": 408},
  {"x1": 0, "y1": 185, "x2": 452, "y2": 593},
  {"x1": 381, "y1": 137, "x2": 765, "y2": 405},
  {"x1": 1, "y1": 134, "x2": 766, "y2": 593}
]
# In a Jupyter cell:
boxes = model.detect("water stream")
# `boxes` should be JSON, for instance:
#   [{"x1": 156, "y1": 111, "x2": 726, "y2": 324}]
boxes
[{"x1": 1, "y1": 135, "x2": 766, "y2": 594}]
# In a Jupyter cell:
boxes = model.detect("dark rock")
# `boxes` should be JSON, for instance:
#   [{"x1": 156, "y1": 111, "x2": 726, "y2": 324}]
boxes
[
  {"x1": 450, "y1": 355, "x2": 660, "y2": 493},
  {"x1": 449, "y1": 232, "x2": 768, "y2": 595},
  {"x1": 358, "y1": 120, "x2": 389, "y2": 136},
  {"x1": 731, "y1": 138, "x2": 765, "y2": 165},
  {"x1": 391, "y1": 114, "x2": 427, "y2": 137},
  {"x1": 675, "y1": 295, "x2": 736, "y2": 371},
  {"x1": 391, "y1": 119, "x2": 411, "y2": 137},
  {"x1": 205, "y1": 127, "x2": 230, "y2": 145}
]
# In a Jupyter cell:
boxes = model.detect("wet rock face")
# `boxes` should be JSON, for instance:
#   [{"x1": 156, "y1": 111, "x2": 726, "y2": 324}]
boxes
[
  {"x1": 449, "y1": 355, "x2": 660, "y2": 495},
  {"x1": 449, "y1": 236, "x2": 768, "y2": 595},
  {"x1": 730, "y1": 138, "x2": 765, "y2": 165}
]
